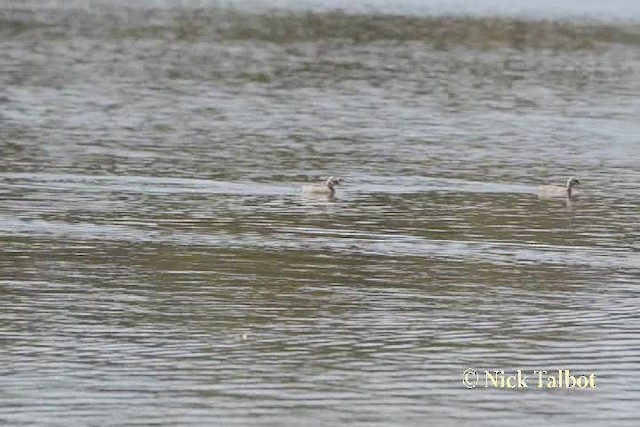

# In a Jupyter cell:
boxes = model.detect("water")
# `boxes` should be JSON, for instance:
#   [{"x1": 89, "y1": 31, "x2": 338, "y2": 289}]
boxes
[{"x1": 1, "y1": 1, "x2": 640, "y2": 425}]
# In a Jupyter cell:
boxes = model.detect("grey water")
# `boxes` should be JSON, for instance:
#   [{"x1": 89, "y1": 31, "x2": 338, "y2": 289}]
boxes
[{"x1": 1, "y1": 1, "x2": 640, "y2": 425}]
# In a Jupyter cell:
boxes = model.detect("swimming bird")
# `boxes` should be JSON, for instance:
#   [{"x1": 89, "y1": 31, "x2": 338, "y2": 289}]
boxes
[
  {"x1": 302, "y1": 176, "x2": 342, "y2": 196},
  {"x1": 538, "y1": 177, "x2": 581, "y2": 199}
]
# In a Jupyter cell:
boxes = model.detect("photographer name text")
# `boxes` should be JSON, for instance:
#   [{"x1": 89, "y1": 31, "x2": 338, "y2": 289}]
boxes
[{"x1": 462, "y1": 369, "x2": 596, "y2": 389}]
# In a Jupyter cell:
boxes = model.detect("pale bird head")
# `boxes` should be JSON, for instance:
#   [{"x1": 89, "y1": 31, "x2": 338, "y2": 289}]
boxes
[
  {"x1": 567, "y1": 177, "x2": 581, "y2": 188},
  {"x1": 326, "y1": 176, "x2": 342, "y2": 189}
]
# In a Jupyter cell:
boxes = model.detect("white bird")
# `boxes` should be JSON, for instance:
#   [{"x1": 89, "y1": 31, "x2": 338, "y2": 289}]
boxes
[
  {"x1": 538, "y1": 177, "x2": 581, "y2": 199},
  {"x1": 302, "y1": 176, "x2": 342, "y2": 196}
]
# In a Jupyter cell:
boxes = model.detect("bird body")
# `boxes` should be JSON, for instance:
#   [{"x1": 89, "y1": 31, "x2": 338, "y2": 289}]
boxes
[
  {"x1": 538, "y1": 177, "x2": 580, "y2": 199},
  {"x1": 302, "y1": 177, "x2": 342, "y2": 196}
]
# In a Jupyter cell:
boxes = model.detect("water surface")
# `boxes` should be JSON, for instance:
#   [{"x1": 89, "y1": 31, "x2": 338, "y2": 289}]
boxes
[{"x1": 1, "y1": 2, "x2": 639, "y2": 425}]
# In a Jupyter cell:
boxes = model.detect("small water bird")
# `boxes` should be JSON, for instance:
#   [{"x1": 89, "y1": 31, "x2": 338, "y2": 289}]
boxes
[
  {"x1": 302, "y1": 176, "x2": 342, "y2": 196},
  {"x1": 538, "y1": 177, "x2": 581, "y2": 199}
]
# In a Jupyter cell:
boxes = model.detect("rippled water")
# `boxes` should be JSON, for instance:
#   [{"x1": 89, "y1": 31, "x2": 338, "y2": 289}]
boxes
[{"x1": 1, "y1": 2, "x2": 640, "y2": 425}]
